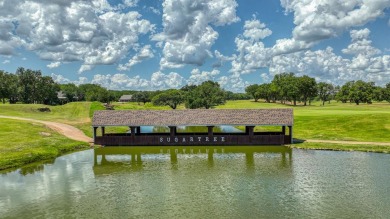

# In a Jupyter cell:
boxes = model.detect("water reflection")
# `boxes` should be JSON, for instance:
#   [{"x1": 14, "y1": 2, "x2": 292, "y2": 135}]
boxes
[{"x1": 93, "y1": 146, "x2": 292, "y2": 175}]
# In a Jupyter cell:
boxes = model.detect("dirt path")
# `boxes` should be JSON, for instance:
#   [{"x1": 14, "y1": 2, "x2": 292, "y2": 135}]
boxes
[
  {"x1": 0, "y1": 115, "x2": 93, "y2": 143},
  {"x1": 303, "y1": 139, "x2": 390, "y2": 146}
]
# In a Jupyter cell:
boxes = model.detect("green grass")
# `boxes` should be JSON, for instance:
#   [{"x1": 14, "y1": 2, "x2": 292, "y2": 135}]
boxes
[
  {"x1": 217, "y1": 100, "x2": 390, "y2": 142},
  {"x1": 0, "y1": 119, "x2": 89, "y2": 170},
  {"x1": 1, "y1": 99, "x2": 390, "y2": 170},
  {"x1": 0, "y1": 102, "x2": 93, "y2": 137},
  {"x1": 290, "y1": 142, "x2": 390, "y2": 154}
]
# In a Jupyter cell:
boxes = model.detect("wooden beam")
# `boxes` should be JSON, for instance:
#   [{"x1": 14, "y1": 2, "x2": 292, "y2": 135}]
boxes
[
  {"x1": 169, "y1": 126, "x2": 176, "y2": 137},
  {"x1": 207, "y1": 126, "x2": 214, "y2": 136}
]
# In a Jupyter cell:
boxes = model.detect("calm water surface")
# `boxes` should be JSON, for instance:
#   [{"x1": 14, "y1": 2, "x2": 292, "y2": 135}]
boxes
[{"x1": 0, "y1": 146, "x2": 389, "y2": 219}]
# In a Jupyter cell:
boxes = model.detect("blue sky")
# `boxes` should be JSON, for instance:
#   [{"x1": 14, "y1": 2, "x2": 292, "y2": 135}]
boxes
[{"x1": 1, "y1": 0, "x2": 390, "y2": 92}]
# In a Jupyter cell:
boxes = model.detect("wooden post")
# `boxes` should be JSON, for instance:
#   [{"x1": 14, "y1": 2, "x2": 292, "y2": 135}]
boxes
[
  {"x1": 246, "y1": 126, "x2": 254, "y2": 136},
  {"x1": 282, "y1": 126, "x2": 286, "y2": 134},
  {"x1": 288, "y1": 126, "x2": 293, "y2": 144},
  {"x1": 130, "y1": 126, "x2": 135, "y2": 144},
  {"x1": 136, "y1": 126, "x2": 141, "y2": 134},
  {"x1": 93, "y1": 127, "x2": 97, "y2": 141},
  {"x1": 207, "y1": 126, "x2": 214, "y2": 136},
  {"x1": 101, "y1": 127, "x2": 105, "y2": 136},
  {"x1": 169, "y1": 126, "x2": 176, "y2": 137}
]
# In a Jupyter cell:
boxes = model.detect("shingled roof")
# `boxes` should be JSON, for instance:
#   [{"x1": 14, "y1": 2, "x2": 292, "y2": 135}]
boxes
[{"x1": 92, "y1": 109, "x2": 293, "y2": 127}]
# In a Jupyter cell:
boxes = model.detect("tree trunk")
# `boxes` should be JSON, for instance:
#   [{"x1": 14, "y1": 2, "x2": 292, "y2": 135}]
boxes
[
  {"x1": 322, "y1": 100, "x2": 325, "y2": 106},
  {"x1": 293, "y1": 99, "x2": 296, "y2": 106}
]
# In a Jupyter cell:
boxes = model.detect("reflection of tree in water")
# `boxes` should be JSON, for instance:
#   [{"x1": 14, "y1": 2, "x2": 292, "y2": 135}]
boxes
[{"x1": 18, "y1": 159, "x2": 55, "y2": 175}]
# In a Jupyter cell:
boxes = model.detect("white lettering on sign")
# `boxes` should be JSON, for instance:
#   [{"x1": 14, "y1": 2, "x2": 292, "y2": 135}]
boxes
[{"x1": 158, "y1": 136, "x2": 228, "y2": 144}]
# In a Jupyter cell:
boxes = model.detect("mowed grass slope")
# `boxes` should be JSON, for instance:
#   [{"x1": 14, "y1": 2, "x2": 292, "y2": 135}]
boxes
[
  {"x1": 0, "y1": 102, "x2": 94, "y2": 136},
  {"x1": 217, "y1": 100, "x2": 390, "y2": 142},
  {"x1": 0, "y1": 118, "x2": 88, "y2": 170}
]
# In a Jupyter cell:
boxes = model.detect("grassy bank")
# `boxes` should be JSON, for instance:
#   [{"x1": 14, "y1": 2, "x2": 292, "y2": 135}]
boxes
[
  {"x1": 290, "y1": 142, "x2": 390, "y2": 153},
  {"x1": 0, "y1": 102, "x2": 93, "y2": 137},
  {"x1": 0, "y1": 100, "x2": 389, "y2": 171},
  {"x1": 217, "y1": 100, "x2": 390, "y2": 142},
  {"x1": 0, "y1": 118, "x2": 89, "y2": 170}
]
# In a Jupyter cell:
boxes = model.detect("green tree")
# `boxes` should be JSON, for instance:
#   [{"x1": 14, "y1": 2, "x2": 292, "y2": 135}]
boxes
[
  {"x1": 152, "y1": 89, "x2": 184, "y2": 109},
  {"x1": 317, "y1": 82, "x2": 334, "y2": 106},
  {"x1": 349, "y1": 80, "x2": 374, "y2": 105},
  {"x1": 385, "y1": 83, "x2": 390, "y2": 102},
  {"x1": 36, "y1": 76, "x2": 60, "y2": 105},
  {"x1": 245, "y1": 84, "x2": 261, "y2": 102},
  {"x1": 298, "y1": 75, "x2": 317, "y2": 106},
  {"x1": 16, "y1": 67, "x2": 41, "y2": 103},
  {"x1": 336, "y1": 81, "x2": 353, "y2": 103},
  {"x1": 186, "y1": 81, "x2": 226, "y2": 109},
  {"x1": 133, "y1": 91, "x2": 151, "y2": 105},
  {"x1": 256, "y1": 83, "x2": 272, "y2": 103},
  {"x1": 60, "y1": 83, "x2": 80, "y2": 102}
]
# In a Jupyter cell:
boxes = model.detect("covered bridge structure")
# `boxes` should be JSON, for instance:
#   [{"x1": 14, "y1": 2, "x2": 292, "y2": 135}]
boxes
[{"x1": 92, "y1": 109, "x2": 293, "y2": 146}]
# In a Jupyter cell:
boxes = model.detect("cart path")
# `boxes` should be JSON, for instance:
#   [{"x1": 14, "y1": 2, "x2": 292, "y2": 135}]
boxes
[
  {"x1": 302, "y1": 139, "x2": 390, "y2": 146},
  {"x1": 0, "y1": 115, "x2": 93, "y2": 143}
]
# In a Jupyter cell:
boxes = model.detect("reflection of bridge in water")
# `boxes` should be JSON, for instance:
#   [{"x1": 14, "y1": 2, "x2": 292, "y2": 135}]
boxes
[{"x1": 93, "y1": 146, "x2": 293, "y2": 175}]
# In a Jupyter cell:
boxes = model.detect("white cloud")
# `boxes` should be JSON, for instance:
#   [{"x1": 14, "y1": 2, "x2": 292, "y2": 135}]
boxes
[
  {"x1": 269, "y1": 29, "x2": 390, "y2": 85},
  {"x1": 243, "y1": 19, "x2": 272, "y2": 41},
  {"x1": 277, "y1": 0, "x2": 390, "y2": 55},
  {"x1": 47, "y1": 62, "x2": 61, "y2": 69},
  {"x1": 212, "y1": 50, "x2": 235, "y2": 68},
  {"x1": 0, "y1": 0, "x2": 154, "y2": 72},
  {"x1": 341, "y1": 28, "x2": 381, "y2": 57},
  {"x1": 151, "y1": 71, "x2": 184, "y2": 89},
  {"x1": 118, "y1": 45, "x2": 154, "y2": 71},
  {"x1": 229, "y1": 18, "x2": 272, "y2": 74},
  {"x1": 52, "y1": 71, "x2": 184, "y2": 90},
  {"x1": 187, "y1": 68, "x2": 220, "y2": 85},
  {"x1": 218, "y1": 72, "x2": 250, "y2": 92},
  {"x1": 153, "y1": 0, "x2": 239, "y2": 69},
  {"x1": 2, "y1": 59, "x2": 10, "y2": 64}
]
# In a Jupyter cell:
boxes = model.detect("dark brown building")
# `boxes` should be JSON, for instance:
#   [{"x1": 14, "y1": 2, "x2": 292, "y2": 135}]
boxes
[{"x1": 92, "y1": 109, "x2": 293, "y2": 146}]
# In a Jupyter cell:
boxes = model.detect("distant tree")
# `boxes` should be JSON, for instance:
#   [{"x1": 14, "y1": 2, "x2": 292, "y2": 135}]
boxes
[
  {"x1": 317, "y1": 82, "x2": 334, "y2": 106},
  {"x1": 245, "y1": 84, "x2": 261, "y2": 102},
  {"x1": 372, "y1": 86, "x2": 386, "y2": 102},
  {"x1": 60, "y1": 83, "x2": 80, "y2": 102},
  {"x1": 298, "y1": 75, "x2": 317, "y2": 106},
  {"x1": 349, "y1": 80, "x2": 374, "y2": 105},
  {"x1": 271, "y1": 72, "x2": 297, "y2": 104},
  {"x1": 256, "y1": 83, "x2": 272, "y2": 103},
  {"x1": 133, "y1": 91, "x2": 151, "y2": 105},
  {"x1": 152, "y1": 89, "x2": 184, "y2": 109},
  {"x1": 185, "y1": 81, "x2": 226, "y2": 109},
  {"x1": 36, "y1": 76, "x2": 60, "y2": 105},
  {"x1": 78, "y1": 84, "x2": 114, "y2": 103},
  {"x1": 385, "y1": 83, "x2": 390, "y2": 103},
  {"x1": 16, "y1": 67, "x2": 41, "y2": 103},
  {"x1": 336, "y1": 81, "x2": 353, "y2": 103},
  {"x1": 0, "y1": 70, "x2": 7, "y2": 103}
]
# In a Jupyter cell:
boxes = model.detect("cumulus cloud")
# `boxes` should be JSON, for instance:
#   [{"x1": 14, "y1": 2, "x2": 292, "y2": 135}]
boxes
[
  {"x1": 52, "y1": 71, "x2": 184, "y2": 90},
  {"x1": 229, "y1": 18, "x2": 272, "y2": 74},
  {"x1": 218, "y1": 72, "x2": 250, "y2": 92},
  {"x1": 47, "y1": 62, "x2": 61, "y2": 69},
  {"x1": 342, "y1": 28, "x2": 381, "y2": 57},
  {"x1": 269, "y1": 29, "x2": 390, "y2": 85},
  {"x1": 277, "y1": 0, "x2": 390, "y2": 55},
  {"x1": 153, "y1": 0, "x2": 239, "y2": 69},
  {"x1": 118, "y1": 45, "x2": 154, "y2": 71},
  {"x1": 2, "y1": 60, "x2": 10, "y2": 64},
  {"x1": 0, "y1": 0, "x2": 154, "y2": 72},
  {"x1": 187, "y1": 68, "x2": 220, "y2": 85}
]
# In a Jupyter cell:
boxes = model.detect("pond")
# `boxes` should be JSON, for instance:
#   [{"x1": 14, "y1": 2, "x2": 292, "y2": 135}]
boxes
[{"x1": 0, "y1": 146, "x2": 389, "y2": 218}]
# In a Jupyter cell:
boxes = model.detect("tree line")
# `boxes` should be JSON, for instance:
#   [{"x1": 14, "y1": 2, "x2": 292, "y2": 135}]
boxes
[
  {"x1": 245, "y1": 72, "x2": 390, "y2": 106},
  {"x1": 0, "y1": 68, "x2": 250, "y2": 107}
]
